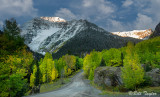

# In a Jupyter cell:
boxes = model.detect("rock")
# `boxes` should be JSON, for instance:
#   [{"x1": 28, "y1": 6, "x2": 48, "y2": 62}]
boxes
[
  {"x1": 150, "y1": 68, "x2": 160, "y2": 73},
  {"x1": 146, "y1": 68, "x2": 160, "y2": 86},
  {"x1": 94, "y1": 66, "x2": 122, "y2": 87},
  {"x1": 150, "y1": 22, "x2": 160, "y2": 38},
  {"x1": 29, "y1": 85, "x2": 41, "y2": 95}
]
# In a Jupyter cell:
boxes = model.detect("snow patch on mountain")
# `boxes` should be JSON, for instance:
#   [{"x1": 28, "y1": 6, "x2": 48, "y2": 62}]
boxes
[
  {"x1": 111, "y1": 29, "x2": 152, "y2": 39},
  {"x1": 21, "y1": 17, "x2": 145, "y2": 56},
  {"x1": 28, "y1": 28, "x2": 60, "y2": 51},
  {"x1": 21, "y1": 18, "x2": 92, "y2": 55}
]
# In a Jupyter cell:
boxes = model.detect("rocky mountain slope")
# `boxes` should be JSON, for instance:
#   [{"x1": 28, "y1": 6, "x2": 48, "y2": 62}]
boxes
[
  {"x1": 21, "y1": 17, "x2": 90, "y2": 55},
  {"x1": 150, "y1": 22, "x2": 160, "y2": 38},
  {"x1": 21, "y1": 17, "x2": 141, "y2": 58},
  {"x1": 111, "y1": 29, "x2": 152, "y2": 40}
]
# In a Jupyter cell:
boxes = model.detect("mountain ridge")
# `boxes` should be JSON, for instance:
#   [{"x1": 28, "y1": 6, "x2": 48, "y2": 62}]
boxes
[
  {"x1": 21, "y1": 17, "x2": 141, "y2": 57},
  {"x1": 111, "y1": 29, "x2": 152, "y2": 40}
]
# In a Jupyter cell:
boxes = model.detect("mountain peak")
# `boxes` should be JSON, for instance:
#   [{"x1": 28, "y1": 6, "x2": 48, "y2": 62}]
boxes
[
  {"x1": 40, "y1": 17, "x2": 66, "y2": 22},
  {"x1": 111, "y1": 29, "x2": 153, "y2": 40}
]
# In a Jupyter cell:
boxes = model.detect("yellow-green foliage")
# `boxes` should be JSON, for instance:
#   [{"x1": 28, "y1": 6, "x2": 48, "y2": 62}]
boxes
[
  {"x1": 62, "y1": 54, "x2": 76, "y2": 76},
  {"x1": 62, "y1": 54, "x2": 76, "y2": 70},
  {"x1": 121, "y1": 42, "x2": 144, "y2": 90},
  {"x1": 102, "y1": 48, "x2": 122, "y2": 67},
  {"x1": 0, "y1": 19, "x2": 34, "y2": 97},
  {"x1": 134, "y1": 36, "x2": 160, "y2": 69},
  {"x1": 51, "y1": 67, "x2": 58, "y2": 81},
  {"x1": 39, "y1": 52, "x2": 58, "y2": 83},
  {"x1": 76, "y1": 57, "x2": 83, "y2": 70},
  {"x1": 30, "y1": 65, "x2": 37, "y2": 87},
  {"x1": 0, "y1": 47, "x2": 34, "y2": 97},
  {"x1": 83, "y1": 54, "x2": 92, "y2": 77},
  {"x1": 83, "y1": 50, "x2": 102, "y2": 80},
  {"x1": 54, "y1": 58, "x2": 66, "y2": 77}
]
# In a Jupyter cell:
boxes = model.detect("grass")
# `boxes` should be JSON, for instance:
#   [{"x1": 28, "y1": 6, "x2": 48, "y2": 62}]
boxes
[
  {"x1": 90, "y1": 81, "x2": 160, "y2": 96},
  {"x1": 90, "y1": 81, "x2": 127, "y2": 96},
  {"x1": 40, "y1": 77, "x2": 71, "y2": 93},
  {"x1": 40, "y1": 69, "x2": 81, "y2": 93},
  {"x1": 137, "y1": 86, "x2": 160, "y2": 94}
]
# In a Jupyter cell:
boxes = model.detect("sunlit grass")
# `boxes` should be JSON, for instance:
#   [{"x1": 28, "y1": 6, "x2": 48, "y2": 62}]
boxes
[
  {"x1": 40, "y1": 69, "x2": 81, "y2": 93},
  {"x1": 90, "y1": 81, "x2": 127, "y2": 96},
  {"x1": 90, "y1": 81, "x2": 160, "y2": 96},
  {"x1": 137, "y1": 86, "x2": 160, "y2": 93}
]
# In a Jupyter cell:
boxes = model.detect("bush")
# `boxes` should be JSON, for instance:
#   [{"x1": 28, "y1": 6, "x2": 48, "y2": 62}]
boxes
[{"x1": 139, "y1": 75, "x2": 152, "y2": 88}]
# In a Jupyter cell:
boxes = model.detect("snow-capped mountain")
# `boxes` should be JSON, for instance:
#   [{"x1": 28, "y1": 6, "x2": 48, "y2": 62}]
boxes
[
  {"x1": 40, "y1": 17, "x2": 66, "y2": 22},
  {"x1": 21, "y1": 17, "x2": 106, "y2": 55},
  {"x1": 21, "y1": 17, "x2": 141, "y2": 57},
  {"x1": 111, "y1": 29, "x2": 152, "y2": 40}
]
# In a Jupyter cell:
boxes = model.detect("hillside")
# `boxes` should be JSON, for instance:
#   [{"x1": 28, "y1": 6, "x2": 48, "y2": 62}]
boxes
[{"x1": 21, "y1": 17, "x2": 141, "y2": 58}]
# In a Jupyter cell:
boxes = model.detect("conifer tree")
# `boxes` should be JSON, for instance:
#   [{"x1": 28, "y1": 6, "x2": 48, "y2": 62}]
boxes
[{"x1": 3, "y1": 18, "x2": 20, "y2": 37}]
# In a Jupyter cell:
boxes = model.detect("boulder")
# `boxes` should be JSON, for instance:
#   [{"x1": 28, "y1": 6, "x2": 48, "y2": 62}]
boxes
[
  {"x1": 94, "y1": 66, "x2": 122, "y2": 87},
  {"x1": 146, "y1": 68, "x2": 160, "y2": 86}
]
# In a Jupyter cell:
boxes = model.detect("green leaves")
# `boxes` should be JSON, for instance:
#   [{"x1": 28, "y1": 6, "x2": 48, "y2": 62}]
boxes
[
  {"x1": 39, "y1": 53, "x2": 58, "y2": 83},
  {"x1": 121, "y1": 42, "x2": 144, "y2": 90},
  {"x1": 9, "y1": 74, "x2": 27, "y2": 97},
  {"x1": 83, "y1": 50, "x2": 102, "y2": 80},
  {"x1": 3, "y1": 18, "x2": 20, "y2": 37},
  {"x1": 30, "y1": 65, "x2": 37, "y2": 87},
  {"x1": 102, "y1": 48, "x2": 122, "y2": 67},
  {"x1": 0, "y1": 46, "x2": 34, "y2": 97}
]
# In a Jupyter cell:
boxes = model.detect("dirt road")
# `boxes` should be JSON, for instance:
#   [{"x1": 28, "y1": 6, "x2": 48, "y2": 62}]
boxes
[
  {"x1": 27, "y1": 71, "x2": 160, "y2": 97},
  {"x1": 28, "y1": 71, "x2": 103, "y2": 97}
]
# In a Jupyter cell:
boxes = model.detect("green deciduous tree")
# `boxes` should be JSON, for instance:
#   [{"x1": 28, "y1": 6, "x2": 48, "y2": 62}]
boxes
[
  {"x1": 0, "y1": 47, "x2": 33, "y2": 97},
  {"x1": 102, "y1": 48, "x2": 122, "y2": 67},
  {"x1": 30, "y1": 65, "x2": 37, "y2": 87},
  {"x1": 76, "y1": 57, "x2": 83, "y2": 70},
  {"x1": 39, "y1": 52, "x2": 58, "y2": 83},
  {"x1": 121, "y1": 42, "x2": 144, "y2": 90},
  {"x1": 62, "y1": 54, "x2": 76, "y2": 71},
  {"x1": 83, "y1": 50, "x2": 102, "y2": 80}
]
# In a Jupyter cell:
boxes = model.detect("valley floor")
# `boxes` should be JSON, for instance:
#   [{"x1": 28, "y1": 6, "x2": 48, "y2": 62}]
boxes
[{"x1": 26, "y1": 71, "x2": 160, "y2": 97}]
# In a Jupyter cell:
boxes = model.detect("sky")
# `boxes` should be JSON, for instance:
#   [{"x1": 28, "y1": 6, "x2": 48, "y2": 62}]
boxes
[{"x1": 0, "y1": 0, "x2": 160, "y2": 32}]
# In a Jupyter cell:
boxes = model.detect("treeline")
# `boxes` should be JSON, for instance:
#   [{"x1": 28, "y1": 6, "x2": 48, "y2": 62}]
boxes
[
  {"x1": 30, "y1": 53, "x2": 83, "y2": 87},
  {"x1": 83, "y1": 36, "x2": 160, "y2": 90},
  {"x1": 0, "y1": 19, "x2": 83, "y2": 97}
]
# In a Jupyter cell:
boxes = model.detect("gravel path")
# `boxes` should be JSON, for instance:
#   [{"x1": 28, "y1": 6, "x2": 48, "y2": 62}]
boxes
[{"x1": 28, "y1": 71, "x2": 103, "y2": 97}]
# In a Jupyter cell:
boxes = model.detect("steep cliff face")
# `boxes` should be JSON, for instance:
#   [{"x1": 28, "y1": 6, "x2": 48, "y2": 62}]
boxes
[
  {"x1": 111, "y1": 29, "x2": 152, "y2": 40},
  {"x1": 150, "y1": 23, "x2": 160, "y2": 38}
]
